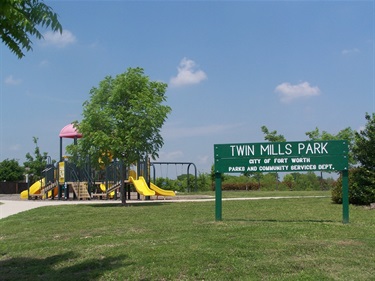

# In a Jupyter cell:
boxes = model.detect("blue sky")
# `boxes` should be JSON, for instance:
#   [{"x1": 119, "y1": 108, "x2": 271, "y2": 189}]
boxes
[{"x1": 1, "y1": 0, "x2": 374, "y2": 177}]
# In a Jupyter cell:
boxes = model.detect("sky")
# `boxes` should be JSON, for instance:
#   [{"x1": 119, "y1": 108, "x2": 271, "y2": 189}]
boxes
[{"x1": 1, "y1": 0, "x2": 374, "y2": 178}]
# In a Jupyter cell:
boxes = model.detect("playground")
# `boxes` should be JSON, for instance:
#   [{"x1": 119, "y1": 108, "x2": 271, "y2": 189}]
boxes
[{"x1": 20, "y1": 123, "x2": 198, "y2": 202}]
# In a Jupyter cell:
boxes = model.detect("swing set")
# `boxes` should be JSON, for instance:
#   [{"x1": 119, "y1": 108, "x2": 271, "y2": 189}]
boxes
[{"x1": 150, "y1": 162, "x2": 198, "y2": 192}]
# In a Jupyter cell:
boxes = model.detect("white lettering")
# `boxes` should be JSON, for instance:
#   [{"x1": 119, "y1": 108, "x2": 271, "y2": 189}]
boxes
[
  {"x1": 228, "y1": 166, "x2": 245, "y2": 172},
  {"x1": 291, "y1": 158, "x2": 310, "y2": 163},
  {"x1": 230, "y1": 145, "x2": 255, "y2": 157},
  {"x1": 259, "y1": 165, "x2": 289, "y2": 171},
  {"x1": 260, "y1": 144, "x2": 270, "y2": 155},
  {"x1": 273, "y1": 158, "x2": 288, "y2": 164},
  {"x1": 298, "y1": 142, "x2": 329, "y2": 155},
  {"x1": 291, "y1": 165, "x2": 317, "y2": 171},
  {"x1": 247, "y1": 166, "x2": 258, "y2": 172},
  {"x1": 321, "y1": 142, "x2": 328, "y2": 154},
  {"x1": 298, "y1": 143, "x2": 305, "y2": 154},
  {"x1": 318, "y1": 164, "x2": 333, "y2": 170},
  {"x1": 285, "y1": 143, "x2": 292, "y2": 155},
  {"x1": 249, "y1": 159, "x2": 261, "y2": 164}
]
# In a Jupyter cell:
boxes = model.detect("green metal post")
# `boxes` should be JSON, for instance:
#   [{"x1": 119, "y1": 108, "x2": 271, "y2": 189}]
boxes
[
  {"x1": 342, "y1": 170, "x2": 349, "y2": 224},
  {"x1": 215, "y1": 172, "x2": 222, "y2": 221}
]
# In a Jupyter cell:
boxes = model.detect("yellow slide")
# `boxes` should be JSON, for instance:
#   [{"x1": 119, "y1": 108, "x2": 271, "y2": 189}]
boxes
[
  {"x1": 20, "y1": 178, "x2": 45, "y2": 199},
  {"x1": 150, "y1": 182, "x2": 175, "y2": 197},
  {"x1": 129, "y1": 176, "x2": 155, "y2": 196},
  {"x1": 99, "y1": 183, "x2": 115, "y2": 198}
]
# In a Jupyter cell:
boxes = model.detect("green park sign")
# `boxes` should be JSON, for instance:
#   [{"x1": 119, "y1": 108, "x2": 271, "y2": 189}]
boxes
[
  {"x1": 213, "y1": 140, "x2": 350, "y2": 224},
  {"x1": 214, "y1": 140, "x2": 349, "y2": 173}
]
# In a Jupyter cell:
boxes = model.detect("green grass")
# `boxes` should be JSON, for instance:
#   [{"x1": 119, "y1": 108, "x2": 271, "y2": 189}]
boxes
[
  {"x1": 189, "y1": 190, "x2": 331, "y2": 198},
  {"x1": 1, "y1": 193, "x2": 374, "y2": 280}
]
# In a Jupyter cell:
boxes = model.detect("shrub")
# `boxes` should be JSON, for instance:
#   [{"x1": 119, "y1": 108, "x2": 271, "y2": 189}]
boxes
[
  {"x1": 332, "y1": 167, "x2": 375, "y2": 205},
  {"x1": 221, "y1": 182, "x2": 261, "y2": 191}
]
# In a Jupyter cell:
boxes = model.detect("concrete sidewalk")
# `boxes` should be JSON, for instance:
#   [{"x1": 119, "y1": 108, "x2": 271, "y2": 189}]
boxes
[
  {"x1": 0, "y1": 194, "x2": 214, "y2": 219},
  {"x1": 0, "y1": 199, "x2": 120, "y2": 219}
]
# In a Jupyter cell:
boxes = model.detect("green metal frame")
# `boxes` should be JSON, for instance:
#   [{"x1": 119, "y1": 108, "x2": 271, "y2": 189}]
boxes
[{"x1": 214, "y1": 140, "x2": 350, "y2": 224}]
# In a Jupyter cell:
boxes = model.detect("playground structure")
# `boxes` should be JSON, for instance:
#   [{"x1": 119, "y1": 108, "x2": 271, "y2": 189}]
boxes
[
  {"x1": 150, "y1": 162, "x2": 198, "y2": 192},
  {"x1": 20, "y1": 123, "x2": 187, "y2": 200}
]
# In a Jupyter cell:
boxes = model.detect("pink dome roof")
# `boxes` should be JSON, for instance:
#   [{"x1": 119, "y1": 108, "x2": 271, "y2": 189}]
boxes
[{"x1": 59, "y1": 124, "x2": 83, "y2": 139}]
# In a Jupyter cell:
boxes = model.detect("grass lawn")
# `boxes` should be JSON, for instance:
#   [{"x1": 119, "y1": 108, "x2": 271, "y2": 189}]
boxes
[{"x1": 1, "y1": 192, "x2": 374, "y2": 280}]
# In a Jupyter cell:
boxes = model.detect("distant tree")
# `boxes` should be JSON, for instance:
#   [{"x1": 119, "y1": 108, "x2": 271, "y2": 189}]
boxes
[
  {"x1": 261, "y1": 125, "x2": 286, "y2": 142},
  {"x1": 67, "y1": 67, "x2": 171, "y2": 204},
  {"x1": 0, "y1": 159, "x2": 24, "y2": 181},
  {"x1": 261, "y1": 126, "x2": 285, "y2": 189},
  {"x1": 198, "y1": 173, "x2": 211, "y2": 191},
  {"x1": 23, "y1": 137, "x2": 50, "y2": 181},
  {"x1": 305, "y1": 126, "x2": 355, "y2": 166},
  {"x1": 0, "y1": 0, "x2": 62, "y2": 58},
  {"x1": 283, "y1": 174, "x2": 294, "y2": 190}
]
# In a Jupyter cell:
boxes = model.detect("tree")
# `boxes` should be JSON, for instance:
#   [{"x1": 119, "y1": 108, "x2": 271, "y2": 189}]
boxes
[
  {"x1": 351, "y1": 113, "x2": 375, "y2": 204},
  {"x1": 283, "y1": 174, "x2": 294, "y2": 190},
  {"x1": 305, "y1": 126, "x2": 355, "y2": 166},
  {"x1": 0, "y1": 0, "x2": 62, "y2": 58},
  {"x1": 353, "y1": 113, "x2": 375, "y2": 172},
  {"x1": 261, "y1": 125, "x2": 286, "y2": 142},
  {"x1": 0, "y1": 159, "x2": 24, "y2": 181},
  {"x1": 261, "y1": 126, "x2": 285, "y2": 189},
  {"x1": 23, "y1": 137, "x2": 50, "y2": 181},
  {"x1": 67, "y1": 67, "x2": 171, "y2": 203}
]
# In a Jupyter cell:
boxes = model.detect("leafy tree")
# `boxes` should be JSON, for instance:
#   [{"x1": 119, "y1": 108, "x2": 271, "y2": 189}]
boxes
[
  {"x1": 67, "y1": 67, "x2": 171, "y2": 203},
  {"x1": 23, "y1": 137, "x2": 50, "y2": 181},
  {"x1": 353, "y1": 113, "x2": 375, "y2": 172},
  {"x1": 351, "y1": 113, "x2": 375, "y2": 204},
  {"x1": 261, "y1": 125, "x2": 286, "y2": 142},
  {"x1": 0, "y1": 0, "x2": 62, "y2": 58},
  {"x1": 283, "y1": 174, "x2": 294, "y2": 190},
  {"x1": 305, "y1": 126, "x2": 355, "y2": 166},
  {"x1": 261, "y1": 126, "x2": 285, "y2": 189},
  {"x1": 0, "y1": 159, "x2": 24, "y2": 181}
]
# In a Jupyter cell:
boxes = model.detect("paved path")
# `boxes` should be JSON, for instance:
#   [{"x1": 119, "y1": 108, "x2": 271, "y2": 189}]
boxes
[
  {"x1": 0, "y1": 195, "x2": 327, "y2": 220},
  {"x1": 0, "y1": 194, "x2": 211, "y2": 219}
]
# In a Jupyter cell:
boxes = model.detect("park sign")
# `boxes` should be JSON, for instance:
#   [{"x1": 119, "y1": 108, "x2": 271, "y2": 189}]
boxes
[
  {"x1": 214, "y1": 140, "x2": 349, "y2": 174},
  {"x1": 213, "y1": 140, "x2": 350, "y2": 224}
]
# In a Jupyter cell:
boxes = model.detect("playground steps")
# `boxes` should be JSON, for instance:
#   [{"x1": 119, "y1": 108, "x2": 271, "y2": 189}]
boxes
[
  {"x1": 106, "y1": 181, "x2": 121, "y2": 195},
  {"x1": 69, "y1": 182, "x2": 90, "y2": 200},
  {"x1": 40, "y1": 181, "x2": 59, "y2": 196}
]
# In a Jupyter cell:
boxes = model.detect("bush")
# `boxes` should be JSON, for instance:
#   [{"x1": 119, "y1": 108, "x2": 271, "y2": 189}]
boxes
[
  {"x1": 332, "y1": 167, "x2": 375, "y2": 205},
  {"x1": 221, "y1": 182, "x2": 261, "y2": 191}
]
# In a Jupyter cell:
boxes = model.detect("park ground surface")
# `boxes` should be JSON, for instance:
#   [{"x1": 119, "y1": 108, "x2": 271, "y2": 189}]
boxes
[{"x1": 1, "y1": 191, "x2": 374, "y2": 280}]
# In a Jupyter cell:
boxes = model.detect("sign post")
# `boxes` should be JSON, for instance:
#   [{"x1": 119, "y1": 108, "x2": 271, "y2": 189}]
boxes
[
  {"x1": 215, "y1": 173, "x2": 222, "y2": 221},
  {"x1": 214, "y1": 140, "x2": 349, "y2": 223}
]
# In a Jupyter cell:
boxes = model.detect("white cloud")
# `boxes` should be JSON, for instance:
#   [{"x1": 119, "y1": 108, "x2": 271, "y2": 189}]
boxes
[
  {"x1": 170, "y1": 57, "x2": 207, "y2": 87},
  {"x1": 342, "y1": 48, "x2": 360, "y2": 55},
  {"x1": 274, "y1": 81, "x2": 321, "y2": 103},
  {"x1": 4, "y1": 75, "x2": 22, "y2": 85},
  {"x1": 42, "y1": 29, "x2": 76, "y2": 48}
]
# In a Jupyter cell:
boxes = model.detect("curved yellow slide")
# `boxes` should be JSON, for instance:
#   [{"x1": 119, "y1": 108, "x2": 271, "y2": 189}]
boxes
[
  {"x1": 129, "y1": 176, "x2": 155, "y2": 196},
  {"x1": 20, "y1": 178, "x2": 45, "y2": 199},
  {"x1": 150, "y1": 182, "x2": 175, "y2": 197}
]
